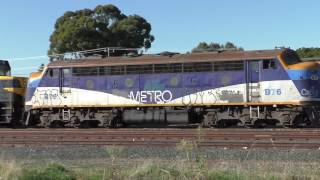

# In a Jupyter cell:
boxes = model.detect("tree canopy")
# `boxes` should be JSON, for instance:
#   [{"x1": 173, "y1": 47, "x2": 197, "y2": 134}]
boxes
[
  {"x1": 191, "y1": 41, "x2": 243, "y2": 53},
  {"x1": 48, "y1": 4, "x2": 154, "y2": 58},
  {"x1": 296, "y1": 47, "x2": 320, "y2": 59}
]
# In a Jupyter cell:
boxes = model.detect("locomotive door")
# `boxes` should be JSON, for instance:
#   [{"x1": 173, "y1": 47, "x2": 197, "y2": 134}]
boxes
[
  {"x1": 59, "y1": 68, "x2": 72, "y2": 94},
  {"x1": 247, "y1": 61, "x2": 260, "y2": 102}
]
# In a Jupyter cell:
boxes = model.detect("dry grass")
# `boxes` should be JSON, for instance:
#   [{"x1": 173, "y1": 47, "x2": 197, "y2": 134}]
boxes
[
  {"x1": 0, "y1": 158, "x2": 318, "y2": 179},
  {"x1": 0, "y1": 140, "x2": 319, "y2": 179},
  {"x1": 0, "y1": 160, "x2": 21, "y2": 179}
]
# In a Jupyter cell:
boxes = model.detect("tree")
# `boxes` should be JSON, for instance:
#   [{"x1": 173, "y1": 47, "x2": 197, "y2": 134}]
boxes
[
  {"x1": 225, "y1": 42, "x2": 236, "y2": 49},
  {"x1": 191, "y1": 41, "x2": 243, "y2": 53},
  {"x1": 208, "y1": 42, "x2": 221, "y2": 50},
  {"x1": 48, "y1": 4, "x2": 154, "y2": 59},
  {"x1": 296, "y1": 47, "x2": 320, "y2": 59}
]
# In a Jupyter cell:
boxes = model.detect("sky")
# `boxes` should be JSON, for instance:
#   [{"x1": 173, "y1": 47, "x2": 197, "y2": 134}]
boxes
[{"x1": 1, "y1": 0, "x2": 320, "y2": 76}]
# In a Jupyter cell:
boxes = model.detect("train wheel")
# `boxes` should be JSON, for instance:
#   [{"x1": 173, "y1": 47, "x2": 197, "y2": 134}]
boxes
[
  {"x1": 80, "y1": 121, "x2": 99, "y2": 128},
  {"x1": 215, "y1": 120, "x2": 227, "y2": 128},
  {"x1": 50, "y1": 121, "x2": 64, "y2": 128},
  {"x1": 236, "y1": 120, "x2": 245, "y2": 127},
  {"x1": 201, "y1": 120, "x2": 211, "y2": 128},
  {"x1": 253, "y1": 119, "x2": 267, "y2": 128},
  {"x1": 202, "y1": 112, "x2": 218, "y2": 127},
  {"x1": 80, "y1": 121, "x2": 90, "y2": 128},
  {"x1": 292, "y1": 116, "x2": 311, "y2": 128}
]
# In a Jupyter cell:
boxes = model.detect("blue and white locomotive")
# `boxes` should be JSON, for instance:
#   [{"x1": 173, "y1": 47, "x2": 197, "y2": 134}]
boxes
[{"x1": 25, "y1": 48, "x2": 320, "y2": 127}]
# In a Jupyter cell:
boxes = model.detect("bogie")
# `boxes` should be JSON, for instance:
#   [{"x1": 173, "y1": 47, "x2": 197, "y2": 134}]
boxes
[{"x1": 24, "y1": 105, "x2": 319, "y2": 128}]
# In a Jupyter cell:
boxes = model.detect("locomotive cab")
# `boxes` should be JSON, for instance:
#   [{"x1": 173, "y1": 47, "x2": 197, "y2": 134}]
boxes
[{"x1": 280, "y1": 49, "x2": 320, "y2": 102}]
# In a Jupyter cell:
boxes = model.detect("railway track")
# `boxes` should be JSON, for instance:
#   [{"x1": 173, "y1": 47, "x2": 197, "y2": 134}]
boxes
[{"x1": 0, "y1": 128, "x2": 319, "y2": 149}]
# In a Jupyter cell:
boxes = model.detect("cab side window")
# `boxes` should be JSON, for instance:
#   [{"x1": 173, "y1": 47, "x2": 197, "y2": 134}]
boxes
[
  {"x1": 45, "y1": 68, "x2": 59, "y2": 78},
  {"x1": 263, "y1": 59, "x2": 277, "y2": 69}
]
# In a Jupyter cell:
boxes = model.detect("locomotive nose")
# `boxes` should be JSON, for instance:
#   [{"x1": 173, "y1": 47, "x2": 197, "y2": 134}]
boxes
[
  {"x1": 287, "y1": 61, "x2": 320, "y2": 80},
  {"x1": 287, "y1": 61, "x2": 320, "y2": 70},
  {"x1": 286, "y1": 61, "x2": 320, "y2": 99}
]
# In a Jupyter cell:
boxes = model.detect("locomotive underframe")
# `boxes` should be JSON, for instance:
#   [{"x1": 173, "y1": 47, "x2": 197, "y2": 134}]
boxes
[{"x1": 26, "y1": 105, "x2": 320, "y2": 128}]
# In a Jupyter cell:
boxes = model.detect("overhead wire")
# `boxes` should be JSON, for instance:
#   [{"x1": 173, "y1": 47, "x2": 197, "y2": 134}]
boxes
[
  {"x1": 1, "y1": 47, "x2": 140, "y2": 62},
  {"x1": 2, "y1": 47, "x2": 140, "y2": 77}
]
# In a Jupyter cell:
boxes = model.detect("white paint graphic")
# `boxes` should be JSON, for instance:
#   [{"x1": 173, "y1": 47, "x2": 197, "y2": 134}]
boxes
[
  {"x1": 128, "y1": 90, "x2": 173, "y2": 103},
  {"x1": 301, "y1": 87, "x2": 319, "y2": 97}
]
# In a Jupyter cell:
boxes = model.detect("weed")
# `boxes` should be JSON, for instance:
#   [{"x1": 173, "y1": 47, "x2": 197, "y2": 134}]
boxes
[
  {"x1": 0, "y1": 161, "x2": 20, "y2": 179},
  {"x1": 176, "y1": 139, "x2": 197, "y2": 162},
  {"x1": 106, "y1": 146, "x2": 123, "y2": 179},
  {"x1": 21, "y1": 163, "x2": 76, "y2": 180}
]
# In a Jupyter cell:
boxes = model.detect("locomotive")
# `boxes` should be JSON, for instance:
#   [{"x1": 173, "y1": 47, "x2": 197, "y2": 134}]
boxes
[
  {"x1": 0, "y1": 60, "x2": 27, "y2": 126},
  {"x1": 23, "y1": 48, "x2": 320, "y2": 128}
]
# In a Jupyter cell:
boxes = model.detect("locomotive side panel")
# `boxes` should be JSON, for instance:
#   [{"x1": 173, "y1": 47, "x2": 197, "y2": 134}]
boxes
[
  {"x1": 28, "y1": 67, "x2": 248, "y2": 108},
  {"x1": 170, "y1": 71, "x2": 246, "y2": 105},
  {"x1": 107, "y1": 75, "x2": 140, "y2": 105}
]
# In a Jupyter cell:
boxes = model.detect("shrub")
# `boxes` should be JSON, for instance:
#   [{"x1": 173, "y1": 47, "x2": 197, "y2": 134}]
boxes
[{"x1": 21, "y1": 163, "x2": 76, "y2": 180}]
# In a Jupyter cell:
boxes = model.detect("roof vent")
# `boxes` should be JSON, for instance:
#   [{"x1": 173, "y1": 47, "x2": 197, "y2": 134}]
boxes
[{"x1": 157, "y1": 51, "x2": 180, "y2": 57}]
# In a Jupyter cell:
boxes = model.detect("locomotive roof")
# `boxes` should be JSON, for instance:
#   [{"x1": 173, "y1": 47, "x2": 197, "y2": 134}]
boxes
[{"x1": 48, "y1": 49, "x2": 284, "y2": 68}]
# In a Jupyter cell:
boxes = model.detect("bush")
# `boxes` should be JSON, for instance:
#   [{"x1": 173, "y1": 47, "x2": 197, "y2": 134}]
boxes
[{"x1": 21, "y1": 163, "x2": 76, "y2": 180}]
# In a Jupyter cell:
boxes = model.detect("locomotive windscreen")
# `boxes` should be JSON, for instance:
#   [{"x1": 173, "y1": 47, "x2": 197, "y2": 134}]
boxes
[
  {"x1": 282, "y1": 49, "x2": 301, "y2": 65},
  {"x1": 0, "y1": 60, "x2": 10, "y2": 76}
]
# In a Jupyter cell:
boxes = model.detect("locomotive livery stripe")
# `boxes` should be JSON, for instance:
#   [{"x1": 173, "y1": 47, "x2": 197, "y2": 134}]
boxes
[
  {"x1": 0, "y1": 76, "x2": 27, "y2": 96},
  {"x1": 27, "y1": 102, "x2": 311, "y2": 109},
  {"x1": 25, "y1": 49, "x2": 320, "y2": 110},
  {"x1": 26, "y1": 80, "x2": 315, "y2": 109}
]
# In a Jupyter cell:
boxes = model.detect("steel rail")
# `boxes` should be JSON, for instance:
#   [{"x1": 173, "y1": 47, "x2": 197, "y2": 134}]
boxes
[{"x1": 0, "y1": 128, "x2": 319, "y2": 149}]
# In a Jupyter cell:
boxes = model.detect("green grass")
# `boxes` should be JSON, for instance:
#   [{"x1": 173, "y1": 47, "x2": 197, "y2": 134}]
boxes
[
  {"x1": 0, "y1": 140, "x2": 319, "y2": 179},
  {"x1": 20, "y1": 163, "x2": 76, "y2": 180},
  {"x1": 0, "y1": 160, "x2": 319, "y2": 180}
]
